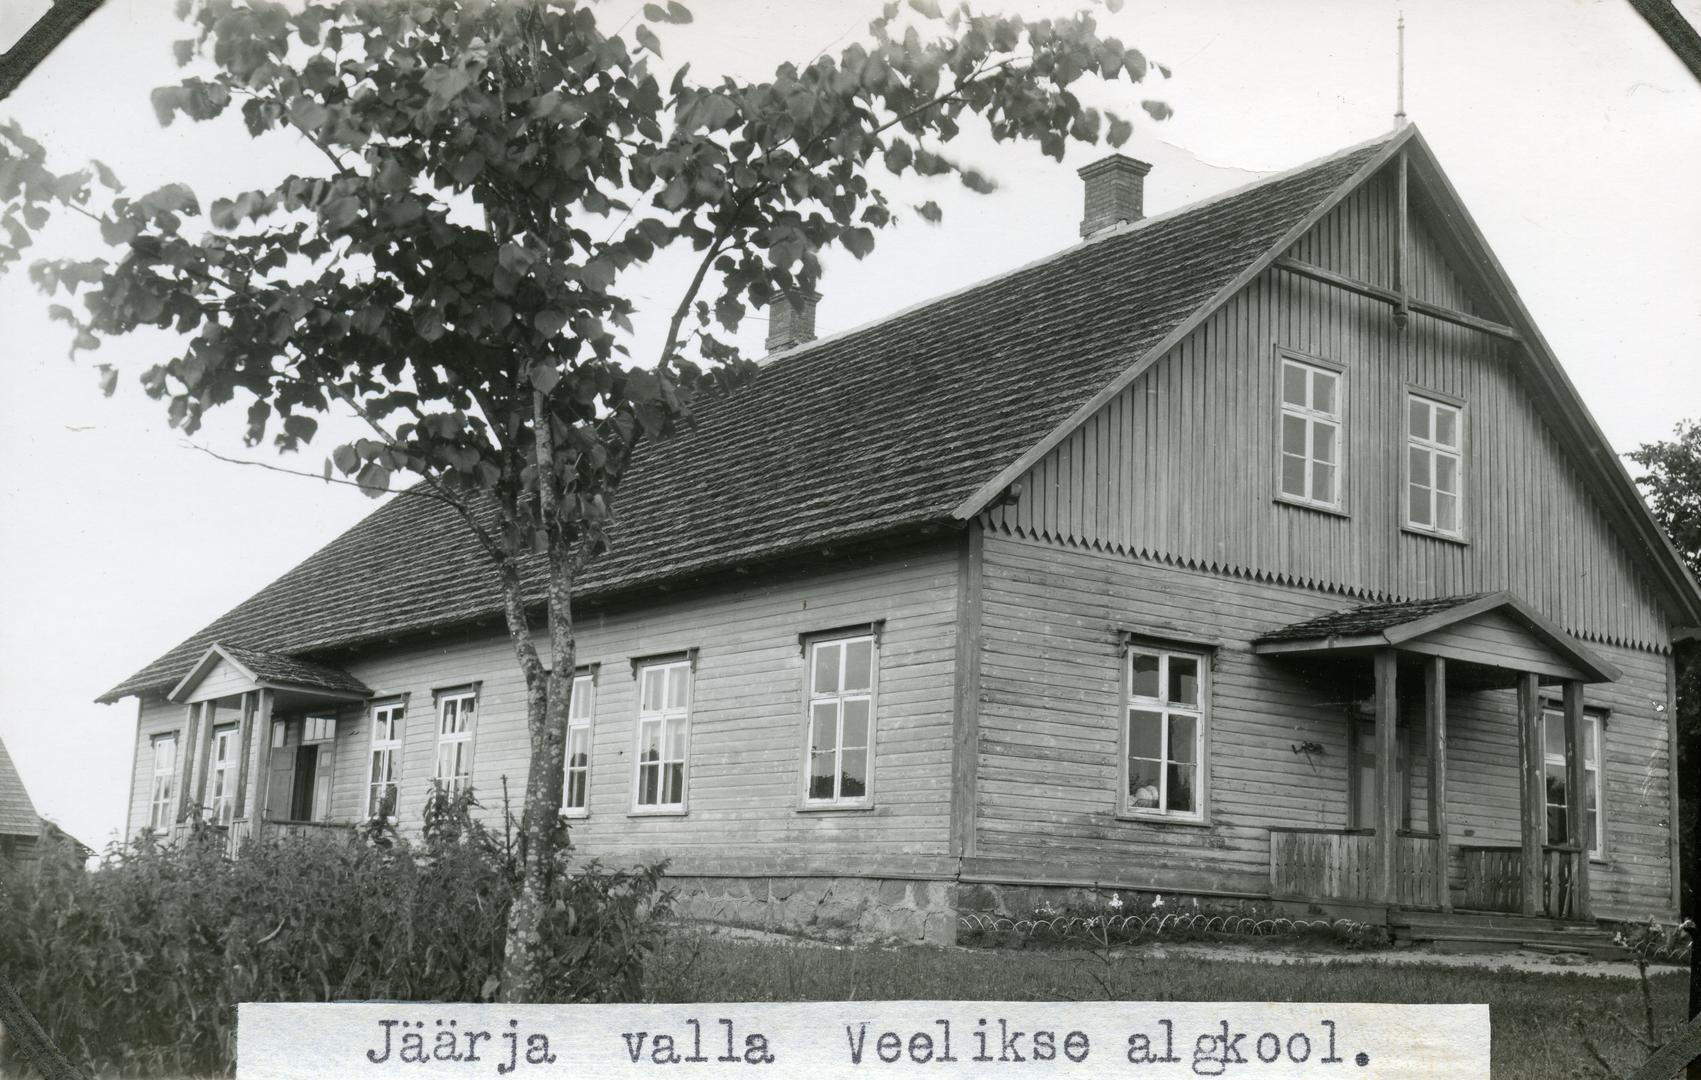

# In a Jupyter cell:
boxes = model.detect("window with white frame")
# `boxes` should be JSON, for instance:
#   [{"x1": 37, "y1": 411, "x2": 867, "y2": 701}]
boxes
[
  {"x1": 207, "y1": 724, "x2": 240, "y2": 825},
  {"x1": 368, "y1": 701, "x2": 405, "y2": 819},
  {"x1": 1407, "y1": 394, "x2": 1463, "y2": 536},
  {"x1": 562, "y1": 674, "x2": 595, "y2": 816},
  {"x1": 434, "y1": 691, "x2": 477, "y2": 794},
  {"x1": 633, "y1": 660, "x2": 690, "y2": 811},
  {"x1": 804, "y1": 634, "x2": 876, "y2": 806},
  {"x1": 1542, "y1": 706, "x2": 1604, "y2": 855},
  {"x1": 1123, "y1": 645, "x2": 1208, "y2": 820},
  {"x1": 1278, "y1": 356, "x2": 1343, "y2": 509},
  {"x1": 147, "y1": 733, "x2": 178, "y2": 831}
]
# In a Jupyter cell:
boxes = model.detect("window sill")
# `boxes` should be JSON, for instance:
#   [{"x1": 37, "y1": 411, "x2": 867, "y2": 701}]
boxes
[
  {"x1": 627, "y1": 807, "x2": 687, "y2": 818},
  {"x1": 795, "y1": 802, "x2": 877, "y2": 814},
  {"x1": 1401, "y1": 524, "x2": 1469, "y2": 547},
  {"x1": 560, "y1": 809, "x2": 589, "y2": 821},
  {"x1": 1273, "y1": 495, "x2": 1348, "y2": 520},
  {"x1": 1117, "y1": 812, "x2": 1211, "y2": 828}
]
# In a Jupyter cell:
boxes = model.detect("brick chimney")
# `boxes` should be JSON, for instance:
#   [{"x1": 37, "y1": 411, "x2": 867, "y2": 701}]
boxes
[
  {"x1": 1078, "y1": 154, "x2": 1153, "y2": 238},
  {"x1": 764, "y1": 289, "x2": 821, "y2": 354}
]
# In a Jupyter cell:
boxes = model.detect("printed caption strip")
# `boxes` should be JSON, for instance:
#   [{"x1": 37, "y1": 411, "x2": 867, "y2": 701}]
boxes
[{"x1": 237, "y1": 1001, "x2": 1488, "y2": 1078}]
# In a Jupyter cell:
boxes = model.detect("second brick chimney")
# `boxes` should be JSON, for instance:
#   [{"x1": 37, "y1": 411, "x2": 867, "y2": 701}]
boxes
[
  {"x1": 764, "y1": 289, "x2": 821, "y2": 354},
  {"x1": 1078, "y1": 154, "x2": 1153, "y2": 238}
]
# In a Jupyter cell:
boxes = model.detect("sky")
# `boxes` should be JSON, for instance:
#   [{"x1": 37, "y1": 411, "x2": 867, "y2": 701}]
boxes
[{"x1": 0, "y1": 0, "x2": 1697, "y2": 850}]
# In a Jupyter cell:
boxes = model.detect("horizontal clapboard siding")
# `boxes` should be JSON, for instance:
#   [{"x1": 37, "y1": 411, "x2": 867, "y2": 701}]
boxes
[
  {"x1": 126, "y1": 698, "x2": 186, "y2": 834},
  {"x1": 973, "y1": 530, "x2": 1676, "y2": 917},
  {"x1": 987, "y1": 173, "x2": 1671, "y2": 653},
  {"x1": 204, "y1": 541, "x2": 964, "y2": 872}
]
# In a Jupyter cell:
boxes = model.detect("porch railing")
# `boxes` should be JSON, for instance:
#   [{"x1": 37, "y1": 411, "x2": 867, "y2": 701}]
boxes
[
  {"x1": 169, "y1": 817, "x2": 350, "y2": 859},
  {"x1": 1457, "y1": 844, "x2": 1584, "y2": 918},
  {"x1": 168, "y1": 818, "x2": 252, "y2": 859},
  {"x1": 1268, "y1": 827, "x2": 1441, "y2": 908}
]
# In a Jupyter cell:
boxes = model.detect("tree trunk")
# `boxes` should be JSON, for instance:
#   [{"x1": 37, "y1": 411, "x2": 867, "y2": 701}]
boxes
[
  {"x1": 497, "y1": 536, "x2": 575, "y2": 1002},
  {"x1": 497, "y1": 388, "x2": 578, "y2": 1003},
  {"x1": 0, "y1": 970, "x2": 85, "y2": 1080}
]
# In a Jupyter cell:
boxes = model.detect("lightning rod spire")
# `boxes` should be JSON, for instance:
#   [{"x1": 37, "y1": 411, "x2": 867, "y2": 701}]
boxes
[{"x1": 1394, "y1": 12, "x2": 1408, "y2": 128}]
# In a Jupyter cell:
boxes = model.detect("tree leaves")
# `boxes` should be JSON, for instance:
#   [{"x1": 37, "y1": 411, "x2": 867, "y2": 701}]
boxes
[{"x1": 642, "y1": 1, "x2": 693, "y2": 24}]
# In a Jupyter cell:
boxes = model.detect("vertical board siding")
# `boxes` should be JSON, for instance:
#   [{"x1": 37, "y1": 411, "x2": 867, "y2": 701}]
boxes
[
  {"x1": 974, "y1": 532, "x2": 1677, "y2": 918},
  {"x1": 988, "y1": 177, "x2": 1671, "y2": 654}
]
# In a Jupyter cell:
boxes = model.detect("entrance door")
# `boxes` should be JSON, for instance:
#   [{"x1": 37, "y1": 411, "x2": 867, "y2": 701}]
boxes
[{"x1": 289, "y1": 745, "x2": 319, "y2": 821}]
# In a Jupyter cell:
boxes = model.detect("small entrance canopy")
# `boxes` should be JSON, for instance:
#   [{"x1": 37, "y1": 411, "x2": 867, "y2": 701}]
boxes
[
  {"x1": 1254, "y1": 591, "x2": 1616, "y2": 921},
  {"x1": 168, "y1": 642, "x2": 371, "y2": 705},
  {"x1": 1251, "y1": 591, "x2": 1620, "y2": 685}
]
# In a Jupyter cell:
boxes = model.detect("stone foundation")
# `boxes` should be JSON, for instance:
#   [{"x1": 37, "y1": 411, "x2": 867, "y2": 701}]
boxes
[{"x1": 668, "y1": 875, "x2": 958, "y2": 944}]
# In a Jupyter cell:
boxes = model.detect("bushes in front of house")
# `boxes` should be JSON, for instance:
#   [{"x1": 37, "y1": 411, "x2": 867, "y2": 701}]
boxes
[{"x1": 0, "y1": 792, "x2": 672, "y2": 1078}]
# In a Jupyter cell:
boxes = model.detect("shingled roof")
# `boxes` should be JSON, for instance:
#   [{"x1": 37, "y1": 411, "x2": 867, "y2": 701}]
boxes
[
  {"x1": 1255, "y1": 594, "x2": 1494, "y2": 644},
  {"x1": 0, "y1": 736, "x2": 41, "y2": 838},
  {"x1": 100, "y1": 132, "x2": 1402, "y2": 704},
  {"x1": 169, "y1": 643, "x2": 373, "y2": 702}
]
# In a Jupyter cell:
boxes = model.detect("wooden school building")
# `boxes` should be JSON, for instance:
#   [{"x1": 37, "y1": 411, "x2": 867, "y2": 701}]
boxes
[{"x1": 100, "y1": 124, "x2": 1698, "y2": 947}]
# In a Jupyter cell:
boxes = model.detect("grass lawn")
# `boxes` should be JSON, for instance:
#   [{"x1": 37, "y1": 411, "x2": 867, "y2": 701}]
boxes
[{"x1": 644, "y1": 933, "x2": 1690, "y2": 1079}]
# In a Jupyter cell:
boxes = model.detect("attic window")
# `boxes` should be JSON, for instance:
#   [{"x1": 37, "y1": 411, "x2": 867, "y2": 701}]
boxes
[{"x1": 1278, "y1": 355, "x2": 1344, "y2": 511}]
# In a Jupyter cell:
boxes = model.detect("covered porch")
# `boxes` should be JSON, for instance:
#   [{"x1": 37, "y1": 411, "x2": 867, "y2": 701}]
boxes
[
  {"x1": 164, "y1": 642, "x2": 370, "y2": 857},
  {"x1": 1252, "y1": 592, "x2": 1620, "y2": 921}
]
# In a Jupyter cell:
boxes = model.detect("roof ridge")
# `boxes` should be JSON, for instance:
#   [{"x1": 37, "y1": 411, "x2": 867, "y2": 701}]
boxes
[{"x1": 760, "y1": 127, "x2": 1407, "y2": 372}]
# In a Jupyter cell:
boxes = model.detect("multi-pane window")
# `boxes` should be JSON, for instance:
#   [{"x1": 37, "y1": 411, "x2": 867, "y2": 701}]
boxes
[
  {"x1": 1123, "y1": 646, "x2": 1207, "y2": 820},
  {"x1": 1279, "y1": 357, "x2": 1343, "y2": 509},
  {"x1": 368, "y1": 701, "x2": 405, "y2": 819},
  {"x1": 207, "y1": 724, "x2": 240, "y2": 825},
  {"x1": 563, "y1": 674, "x2": 595, "y2": 816},
  {"x1": 148, "y1": 733, "x2": 178, "y2": 831},
  {"x1": 804, "y1": 635, "x2": 876, "y2": 806},
  {"x1": 1542, "y1": 707, "x2": 1603, "y2": 855},
  {"x1": 1407, "y1": 394, "x2": 1463, "y2": 535},
  {"x1": 634, "y1": 660, "x2": 690, "y2": 811},
  {"x1": 434, "y1": 691, "x2": 477, "y2": 794}
]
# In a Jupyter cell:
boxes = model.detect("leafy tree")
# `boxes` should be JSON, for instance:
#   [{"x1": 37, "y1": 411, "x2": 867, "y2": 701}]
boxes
[
  {"x1": 1628, "y1": 418, "x2": 1701, "y2": 1030},
  {"x1": 0, "y1": 0, "x2": 1169, "y2": 999}
]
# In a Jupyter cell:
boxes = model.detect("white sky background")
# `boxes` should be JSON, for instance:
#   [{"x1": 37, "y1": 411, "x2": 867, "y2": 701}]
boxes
[{"x1": 0, "y1": 0, "x2": 1697, "y2": 849}]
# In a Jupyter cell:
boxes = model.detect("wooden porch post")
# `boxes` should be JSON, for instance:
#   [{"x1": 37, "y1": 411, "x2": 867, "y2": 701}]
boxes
[
  {"x1": 175, "y1": 702, "x2": 200, "y2": 826},
  {"x1": 184, "y1": 701, "x2": 214, "y2": 824},
  {"x1": 1426, "y1": 656, "x2": 1450, "y2": 911},
  {"x1": 1516, "y1": 673, "x2": 1544, "y2": 917},
  {"x1": 1374, "y1": 649, "x2": 1399, "y2": 905},
  {"x1": 1562, "y1": 681, "x2": 1591, "y2": 920},
  {"x1": 245, "y1": 690, "x2": 275, "y2": 829}
]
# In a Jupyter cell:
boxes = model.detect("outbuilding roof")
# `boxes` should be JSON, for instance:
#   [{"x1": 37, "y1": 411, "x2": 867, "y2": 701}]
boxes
[{"x1": 0, "y1": 736, "x2": 41, "y2": 838}]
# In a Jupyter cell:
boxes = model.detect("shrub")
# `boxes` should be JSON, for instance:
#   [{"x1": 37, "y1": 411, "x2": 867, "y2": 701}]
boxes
[{"x1": 0, "y1": 793, "x2": 672, "y2": 1078}]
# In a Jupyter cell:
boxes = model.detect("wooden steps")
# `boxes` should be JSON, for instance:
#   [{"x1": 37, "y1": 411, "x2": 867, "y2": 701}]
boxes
[{"x1": 1390, "y1": 909, "x2": 1624, "y2": 959}]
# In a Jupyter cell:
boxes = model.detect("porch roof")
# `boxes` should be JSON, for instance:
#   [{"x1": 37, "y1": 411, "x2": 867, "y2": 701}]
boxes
[
  {"x1": 1251, "y1": 591, "x2": 1622, "y2": 683},
  {"x1": 168, "y1": 642, "x2": 372, "y2": 704}
]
